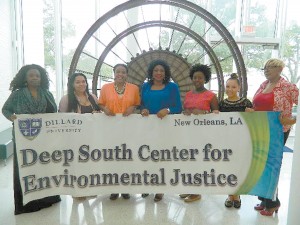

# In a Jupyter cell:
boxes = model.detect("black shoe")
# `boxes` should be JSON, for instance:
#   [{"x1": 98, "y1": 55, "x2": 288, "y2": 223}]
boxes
[
  {"x1": 14, "y1": 198, "x2": 53, "y2": 215},
  {"x1": 141, "y1": 193, "x2": 149, "y2": 198},
  {"x1": 42, "y1": 195, "x2": 61, "y2": 205},
  {"x1": 121, "y1": 194, "x2": 130, "y2": 199},
  {"x1": 15, "y1": 204, "x2": 41, "y2": 215},
  {"x1": 110, "y1": 194, "x2": 119, "y2": 200}
]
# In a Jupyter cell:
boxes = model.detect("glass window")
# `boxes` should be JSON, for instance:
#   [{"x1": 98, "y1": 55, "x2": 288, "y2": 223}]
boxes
[{"x1": 241, "y1": 0, "x2": 278, "y2": 38}]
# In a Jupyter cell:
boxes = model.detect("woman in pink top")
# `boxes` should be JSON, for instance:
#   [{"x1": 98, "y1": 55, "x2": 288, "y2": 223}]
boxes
[
  {"x1": 252, "y1": 58, "x2": 298, "y2": 216},
  {"x1": 183, "y1": 64, "x2": 219, "y2": 115},
  {"x1": 180, "y1": 64, "x2": 219, "y2": 203},
  {"x1": 98, "y1": 63, "x2": 140, "y2": 200}
]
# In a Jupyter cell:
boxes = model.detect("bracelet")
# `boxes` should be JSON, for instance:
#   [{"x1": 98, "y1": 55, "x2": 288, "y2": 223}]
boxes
[{"x1": 141, "y1": 109, "x2": 147, "y2": 115}]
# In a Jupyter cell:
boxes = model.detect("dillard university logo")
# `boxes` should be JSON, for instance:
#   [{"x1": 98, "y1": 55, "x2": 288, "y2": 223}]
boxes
[{"x1": 18, "y1": 118, "x2": 42, "y2": 140}]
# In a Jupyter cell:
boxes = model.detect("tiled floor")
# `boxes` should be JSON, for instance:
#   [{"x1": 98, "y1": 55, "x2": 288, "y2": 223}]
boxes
[{"x1": 0, "y1": 134, "x2": 295, "y2": 225}]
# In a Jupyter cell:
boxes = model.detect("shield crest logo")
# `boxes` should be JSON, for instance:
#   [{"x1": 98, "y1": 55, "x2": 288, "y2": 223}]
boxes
[{"x1": 18, "y1": 118, "x2": 42, "y2": 140}]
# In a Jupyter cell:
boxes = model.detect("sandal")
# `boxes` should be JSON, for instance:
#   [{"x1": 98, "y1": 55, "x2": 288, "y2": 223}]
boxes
[
  {"x1": 233, "y1": 199, "x2": 241, "y2": 209},
  {"x1": 225, "y1": 198, "x2": 233, "y2": 208}
]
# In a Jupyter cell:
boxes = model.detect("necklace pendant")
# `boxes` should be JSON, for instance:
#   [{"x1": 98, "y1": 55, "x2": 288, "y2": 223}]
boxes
[{"x1": 114, "y1": 83, "x2": 126, "y2": 94}]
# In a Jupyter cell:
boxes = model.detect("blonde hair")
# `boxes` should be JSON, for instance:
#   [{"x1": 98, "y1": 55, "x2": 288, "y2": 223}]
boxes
[{"x1": 264, "y1": 58, "x2": 285, "y2": 69}]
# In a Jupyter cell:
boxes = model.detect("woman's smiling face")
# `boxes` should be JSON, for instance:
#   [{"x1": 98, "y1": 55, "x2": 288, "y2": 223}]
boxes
[
  {"x1": 192, "y1": 71, "x2": 206, "y2": 88},
  {"x1": 26, "y1": 69, "x2": 41, "y2": 88},
  {"x1": 114, "y1": 65, "x2": 127, "y2": 84},
  {"x1": 73, "y1": 75, "x2": 87, "y2": 93},
  {"x1": 152, "y1": 65, "x2": 165, "y2": 82},
  {"x1": 225, "y1": 79, "x2": 240, "y2": 98}
]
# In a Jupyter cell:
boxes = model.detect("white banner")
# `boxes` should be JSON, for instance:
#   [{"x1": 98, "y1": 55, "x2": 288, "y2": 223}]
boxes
[{"x1": 15, "y1": 112, "x2": 277, "y2": 204}]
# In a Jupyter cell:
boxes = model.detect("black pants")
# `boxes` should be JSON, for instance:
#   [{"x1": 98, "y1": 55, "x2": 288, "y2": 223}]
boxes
[{"x1": 257, "y1": 130, "x2": 290, "y2": 208}]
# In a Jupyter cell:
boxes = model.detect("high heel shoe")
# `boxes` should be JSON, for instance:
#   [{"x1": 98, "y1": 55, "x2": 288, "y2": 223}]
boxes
[
  {"x1": 254, "y1": 202, "x2": 265, "y2": 211},
  {"x1": 260, "y1": 205, "x2": 280, "y2": 216}
]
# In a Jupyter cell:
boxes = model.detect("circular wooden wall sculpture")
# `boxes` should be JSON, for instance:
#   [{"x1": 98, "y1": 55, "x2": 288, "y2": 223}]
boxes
[{"x1": 69, "y1": 0, "x2": 247, "y2": 101}]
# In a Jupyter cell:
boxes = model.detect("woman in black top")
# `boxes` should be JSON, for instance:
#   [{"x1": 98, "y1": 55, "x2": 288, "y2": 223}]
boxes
[{"x1": 219, "y1": 73, "x2": 252, "y2": 209}]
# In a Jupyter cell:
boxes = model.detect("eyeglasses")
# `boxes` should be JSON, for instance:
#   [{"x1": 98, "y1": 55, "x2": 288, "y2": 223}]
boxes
[{"x1": 261, "y1": 66, "x2": 279, "y2": 71}]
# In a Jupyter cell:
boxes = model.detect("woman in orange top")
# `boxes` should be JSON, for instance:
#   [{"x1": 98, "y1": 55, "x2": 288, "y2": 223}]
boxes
[
  {"x1": 98, "y1": 63, "x2": 140, "y2": 200},
  {"x1": 99, "y1": 64, "x2": 140, "y2": 116}
]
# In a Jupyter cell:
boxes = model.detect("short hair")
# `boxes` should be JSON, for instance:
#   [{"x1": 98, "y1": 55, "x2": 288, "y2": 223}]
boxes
[
  {"x1": 264, "y1": 58, "x2": 285, "y2": 69},
  {"x1": 9, "y1": 64, "x2": 50, "y2": 91},
  {"x1": 113, "y1": 64, "x2": 128, "y2": 74},
  {"x1": 227, "y1": 73, "x2": 240, "y2": 85},
  {"x1": 147, "y1": 59, "x2": 171, "y2": 84},
  {"x1": 189, "y1": 64, "x2": 211, "y2": 83}
]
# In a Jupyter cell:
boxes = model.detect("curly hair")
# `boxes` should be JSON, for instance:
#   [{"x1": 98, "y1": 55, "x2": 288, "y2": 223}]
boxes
[
  {"x1": 9, "y1": 64, "x2": 50, "y2": 91},
  {"x1": 189, "y1": 64, "x2": 211, "y2": 83},
  {"x1": 147, "y1": 59, "x2": 171, "y2": 84},
  {"x1": 67, "y1": 73, "x2": 90, "y2": 112}
]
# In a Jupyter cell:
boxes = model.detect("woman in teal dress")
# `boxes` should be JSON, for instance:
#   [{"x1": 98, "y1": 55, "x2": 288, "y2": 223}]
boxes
[
  {"x1": 140, "y1": 59, "x2": 182, "y2": 202},
  {"x1": 2, "y1": 64, "x2": 61, "y2": 215}
]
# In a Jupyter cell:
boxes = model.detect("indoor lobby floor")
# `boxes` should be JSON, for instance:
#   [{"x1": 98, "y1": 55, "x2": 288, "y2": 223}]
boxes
[{"x1": 0, "y1": 136, "x2": 295, "y2": 225}]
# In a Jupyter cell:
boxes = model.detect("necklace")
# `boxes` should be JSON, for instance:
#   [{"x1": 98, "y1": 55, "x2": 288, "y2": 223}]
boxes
[
  {"x1": 75, "y1": 93, "x2": 90, "y2": 106},
  {"x1": 114, "y1": 82, "x2": 126, "y2": 94}
]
